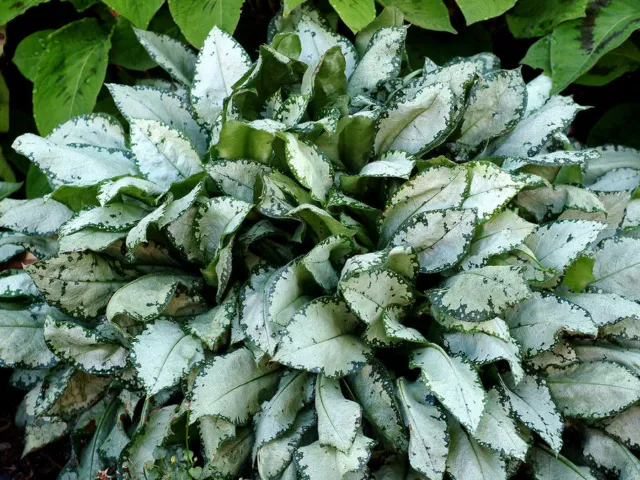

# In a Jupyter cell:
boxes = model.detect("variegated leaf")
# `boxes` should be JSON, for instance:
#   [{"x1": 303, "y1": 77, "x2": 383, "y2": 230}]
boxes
[
  {"x1": 133, "y1": 29, "x2": 196, "y2": 85},
  {"x1": 190, "y1": 347, "x2": 280, "y2": 424},
  {"x1": 410, "y1": 344, "x2": 485, "y2": 432},
  {"x1": 374, "y1": 83, "x2": 455, "y2": 155},
  {"x1": 191, "y1": 26, "x2": 252, "y2": 128},
  {"x1": 388, "y1": 208, "x2": 476, "y2": 273},
  {"x1": 504, "y1": 292, "x2": 596, "y2": 357},
  {"x1": 129, "y1": 118, "x2": 203, "y2": 189},
  {"x1": 131, "y1": 319, "x2": 204, "y2": 395},
  {"x1": 273, "y1": 297, "x2": 371, "y2": 378},
  {"x1": 499, "y1": 372, "x2": 563, "y2": 453},
  {"x1": 428, "y1": 266, "x2": 531, "y2": 322},
  {"x1": 396, "y1": 377, "x2": 448, "y2": 479}
]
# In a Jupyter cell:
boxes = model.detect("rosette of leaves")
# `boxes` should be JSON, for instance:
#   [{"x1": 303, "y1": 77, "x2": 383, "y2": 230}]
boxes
[{"x1": 3, "y1": 5, "x2": 640, "y2": 479}]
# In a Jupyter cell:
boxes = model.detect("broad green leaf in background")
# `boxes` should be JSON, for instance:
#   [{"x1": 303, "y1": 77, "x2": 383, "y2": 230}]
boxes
[
  {"x1": 548, "y1": 0, "x2": 640, "y2": 93},
  {"x1": 12, "y1": 30, "x2": 53, "y2": 82},
  {"x1": 456, "y1": 0, "x2": 517, "y2": 26},
  {"x1": 328, "y1": 0, "x2": 375, "y2": 33},
  {"x1": 379, "y1": 0, "x2": 454, "y2": 33},
  {"x1": 33, "y1": 18, "x2": 111, "y2": 135},
  {"x1": 102, "y1": 0, "x2": 164, "y2": 29},
  {"x1": 0, "y1": 0, "x2": 50, "y2": 23},
  {"x1": 506, "y1": 0, "x2": 588, "y2": 38},
  {"x1": 168, "y1": 0, "x2": 245, "y2": 47}
]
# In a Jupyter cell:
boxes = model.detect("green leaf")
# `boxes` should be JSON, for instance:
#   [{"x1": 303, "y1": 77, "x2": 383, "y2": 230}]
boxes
[
  {"x1": 506, "y1": 0, "x2": 588, "y2": 39},
  {"x1": 548, "y1": 0, "x2": 640, "y2": 93},
  {"x1": 191, "y1": 26, "x2": 252, "y2": 127},
  {"x1": 109, "y1": 17, "x2": 157, "y2": 71},
  {"x1": 446, "y1": 419, "x2": 506, "y2": 480},
  {"x1": 575, "y1": 39, "x2": 640, "y2": 87},
  {"x1": 546, "y1": 361, "x2": 640, "y2": 419},
  {"x1": 27, "y1": 252, "x2": 134, "y2": 318},
  {"x1": 12, "y1": 30, "x2": 53, "y2": 82},
  {"x1": 0, "y1": 304, "x2": 56, "y2": 368},
  {"x1": 428, "y1": 266, "x2": 531, "y2": 323},
  {"x1": 33, "y1": 19, "x2": 111, "y2": 136},
  {"x1": 167, "y1": 0, "x2": 245, "y2": 47},
  {"x1": 189, "y1": 347, "x2": 281, "y2": 424},
  {"x1": 410, "y1": 343, "x2": 486, "y2": 432},
  {"x1": 328, "y1": 0, "x2": 375, "y2": 32},
  {"x1": 102, "y1": 0, "x2": 164, "y2": 29},
  {"x1": 499, "y1": 371, "x2": 563, "y2": 453},
  {"x1": 396, "y1": 377, "x2": 448, "y2": 478},
  {"x1": 379, "y1": 0, "x2": 454, "y2": 33},
  {"x1": 504, "y1": 292, "x2": 596, "y2": 357},
  {"x1": 456, "y1": 0, "x2": 517, "y2": 25},
  {"x1": 0, "y1": 0, "x2": 50, "y2": 24},
  {"x1": 273, "y1": 296, "x2": 372, "y2": 378}
]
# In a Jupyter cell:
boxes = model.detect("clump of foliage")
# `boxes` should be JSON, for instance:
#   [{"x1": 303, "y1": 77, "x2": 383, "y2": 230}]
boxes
[
  {"x1": 2, "y1": 4, "x2": 640, "y2": 479},
  {"x1": 509, "y1": 0, "x2": 640, "y2": 93}
]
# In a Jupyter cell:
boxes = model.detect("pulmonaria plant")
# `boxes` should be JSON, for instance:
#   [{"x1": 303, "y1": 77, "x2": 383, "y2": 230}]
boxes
[{"x1": 3, "y1": 5, "x2": 640, "y2": 479}]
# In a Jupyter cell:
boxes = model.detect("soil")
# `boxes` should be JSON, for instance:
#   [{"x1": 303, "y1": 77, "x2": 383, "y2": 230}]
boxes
[{"x1": 0, "y1": 369, "x2": 70, "y2": 479}]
